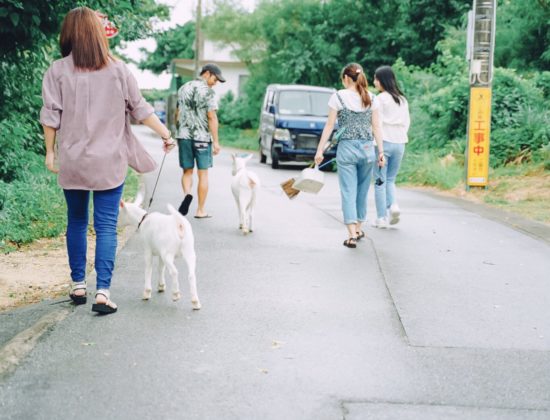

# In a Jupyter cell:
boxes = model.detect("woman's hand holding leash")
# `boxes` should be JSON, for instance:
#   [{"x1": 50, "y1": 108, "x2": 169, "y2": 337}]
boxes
[
  {"x1": 377, "y1": 151, "x2": 385, "y2": 168},
  {"x1": 314, "y1": 151, "x2": 324, "y2": 166},
  {"x1": 161, "y1": 131, "x2": 176, "y2": 153}
]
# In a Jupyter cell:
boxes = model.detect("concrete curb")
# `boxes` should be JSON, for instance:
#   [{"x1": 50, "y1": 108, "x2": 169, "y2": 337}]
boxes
[{"x1": 0, "y1": 308, "x2": 70, "y2": 378}]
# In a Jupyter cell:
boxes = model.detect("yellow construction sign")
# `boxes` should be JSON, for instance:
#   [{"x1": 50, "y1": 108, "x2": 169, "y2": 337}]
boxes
[{"x1": 466, "y1": 87, "x2": 492, "y2": 187}]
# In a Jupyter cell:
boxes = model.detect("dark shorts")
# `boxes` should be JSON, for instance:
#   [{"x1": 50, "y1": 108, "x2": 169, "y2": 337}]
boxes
[{"x1": 177, "y1": 139, "x2": 213, "y2": 170}]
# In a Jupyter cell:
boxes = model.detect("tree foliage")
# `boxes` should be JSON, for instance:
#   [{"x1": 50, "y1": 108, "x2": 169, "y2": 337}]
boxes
[
  {"x1": 138, "y1": 22, "x2": 195, "y2": 74},
  {"x1": 494, "y1": 0, "x2": 550, "y2": 71},
  {"x1": 203, "y1": 0, "x2": 470, "y2": 128}
]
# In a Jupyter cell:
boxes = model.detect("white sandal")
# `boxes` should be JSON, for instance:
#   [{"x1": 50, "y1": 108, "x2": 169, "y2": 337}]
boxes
[{"x1": 91, "y1": 289, "x2": 117, "y2": 315}]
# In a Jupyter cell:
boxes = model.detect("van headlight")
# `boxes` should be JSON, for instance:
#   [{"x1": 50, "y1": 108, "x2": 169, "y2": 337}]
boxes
[{"x1": 273, "y1": 128, "x2": 291, "y2": 141}]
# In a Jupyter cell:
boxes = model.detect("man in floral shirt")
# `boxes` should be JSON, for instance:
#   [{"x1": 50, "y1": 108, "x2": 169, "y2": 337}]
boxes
[{"x1": 176, "y1": 63, "x2": 225, "y2": 218}]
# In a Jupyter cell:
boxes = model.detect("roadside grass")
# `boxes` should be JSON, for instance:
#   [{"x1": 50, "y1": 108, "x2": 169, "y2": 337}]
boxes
[
  {"x1": 399, "y1": 151, "x2": 464, "y2": 189},
  {"x1": 0, "y1": 168, "x2": 139, "y2": 254},
  {"x1": 220, "y1": 125, "x2": 258, "y2": 151}
]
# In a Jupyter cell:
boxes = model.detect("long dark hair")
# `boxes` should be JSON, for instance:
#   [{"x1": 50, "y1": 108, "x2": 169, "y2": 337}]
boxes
[
  {"x1": 341, "y1": 63, "x2": 371, "y2": 108},
  {"x1": 60, "y1": 7, "x2": 111, "y2": 70},
  {"x1": 374, "y1": 66, "x2": 406, "y2": 105}
]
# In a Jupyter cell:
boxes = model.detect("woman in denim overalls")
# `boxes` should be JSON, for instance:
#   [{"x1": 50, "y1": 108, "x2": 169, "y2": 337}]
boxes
[{"x1": 315, "y1": 63, "x2": 385, "y2": 248}]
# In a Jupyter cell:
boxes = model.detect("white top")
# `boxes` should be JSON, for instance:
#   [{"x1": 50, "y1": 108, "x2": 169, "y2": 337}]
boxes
[
  {"x1": 328, "y1": 89, "x2": 378, "y2": 112},
  {"x1": 376, "y1": 91, "x2": 410, "y2": 143}
]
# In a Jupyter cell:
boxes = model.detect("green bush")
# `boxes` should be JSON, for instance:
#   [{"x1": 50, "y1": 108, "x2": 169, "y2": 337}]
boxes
[
  {"x1": 406, "y1": 63, "x2": 549, "y2": 167},
  {"x1": 533, "y1": 71, "x2": 550, "y2": 99},
  {"x1": 0, "y1": 170, "x2": 66, "y2": 252},
  {"x1": 399, "y1": 151, "x2": 463, "y2": 190},
  {"x1": 219, "y1": 125, "x2": 258, "y2": 150},
  {"x1": 0, "y1": 117, "x2": 45, "y2": 183},
  {"x1": 533, "y1": 143, "x2": 550, "y2": 171}
]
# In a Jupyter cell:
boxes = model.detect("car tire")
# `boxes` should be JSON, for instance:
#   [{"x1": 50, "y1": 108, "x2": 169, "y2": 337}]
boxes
[
  {"x1": 259, "y1": 140, "x2": 267, "y2": 164},
  {"x1": 271, "y1": 145, "x2": 280, "y2": 169}
]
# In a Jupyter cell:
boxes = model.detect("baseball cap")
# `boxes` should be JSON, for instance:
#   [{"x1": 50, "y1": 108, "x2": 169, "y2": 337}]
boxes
[{"x1": 200, "y1": 63, "x2": 226, "y2": 83}]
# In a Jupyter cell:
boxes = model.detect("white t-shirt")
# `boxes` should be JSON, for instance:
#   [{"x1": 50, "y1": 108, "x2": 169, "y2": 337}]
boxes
[
  {"x1": 376, "y1": 91, "x2": 410, "y2": 143},
  {"x1": 328, "y1": 89, "x2": 378, "y2": 112}
]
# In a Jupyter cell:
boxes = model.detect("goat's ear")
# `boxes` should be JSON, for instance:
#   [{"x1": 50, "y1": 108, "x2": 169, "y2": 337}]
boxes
[
  {"x1": 134, "y1": 182, "x2": 146, "y2": 207},
  {"x1": 231, "y1": 153, "x2": 236, "y2": 160}
]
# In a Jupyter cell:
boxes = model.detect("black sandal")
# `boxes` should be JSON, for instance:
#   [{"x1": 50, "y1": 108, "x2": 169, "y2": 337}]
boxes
[
  {"x1": 343, "y1": 238, "x2": 357, "y2": 248},
  {"x1": 91, "y1": 290, "x2": 118, "y2": 315},
  {"x1": 178, "y1": 194, "x2": 193, "y2": 216},
  {"x1": 69, "y1": 281, "x2": 87, "y2": 305},
  {"x1": 356, "y1": 231, "x2": 365, "y2": 241}
]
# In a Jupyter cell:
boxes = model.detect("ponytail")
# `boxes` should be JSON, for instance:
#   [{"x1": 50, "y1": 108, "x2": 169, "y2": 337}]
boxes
[{"x1": 342, "y1": 63, "x2": 371, "y2": 108}]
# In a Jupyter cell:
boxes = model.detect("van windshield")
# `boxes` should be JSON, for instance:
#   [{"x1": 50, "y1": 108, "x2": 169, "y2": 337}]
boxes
[{"x1": 278, "y1": 91, "x2": 332, "y2": 117}]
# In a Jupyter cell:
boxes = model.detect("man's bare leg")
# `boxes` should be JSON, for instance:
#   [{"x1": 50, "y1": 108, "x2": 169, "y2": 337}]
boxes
[
  {"x1": 182, "y1": 168, "x2": 194, "y2": 195},
  {"x1": 196, "y1": 169, "x2": 209, "y2": 217}
]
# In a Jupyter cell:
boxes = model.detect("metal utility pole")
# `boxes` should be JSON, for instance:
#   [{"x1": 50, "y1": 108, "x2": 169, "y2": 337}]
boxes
[
  {"x1": 194, "y1": 0, "x2": 202, "y2": 78},
  {"x1": 465, "y1": 0, "x2": 497, "y2": 189}
]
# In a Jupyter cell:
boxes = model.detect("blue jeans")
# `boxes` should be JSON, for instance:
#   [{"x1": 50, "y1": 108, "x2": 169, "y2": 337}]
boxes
[
  {"x1": 336, "y1": 139, "x2": 375, "y2": 225},
  {"x1": 374, "y1": 141, "x2": 405, "y2": 218},
  {"x1": 63, "y1": 183, "x2": 124, "y2": 290}
]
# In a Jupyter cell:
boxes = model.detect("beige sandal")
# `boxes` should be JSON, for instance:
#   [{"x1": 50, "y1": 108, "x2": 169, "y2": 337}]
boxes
[{"x1": 91, "y1": 289, "x2": 117, "y2": 315}]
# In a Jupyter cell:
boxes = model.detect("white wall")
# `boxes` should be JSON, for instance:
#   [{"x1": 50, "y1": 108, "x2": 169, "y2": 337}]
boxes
[
  {"x1": 210, "y1": 65, "x2": 249, "y2": 100},
  {"x1": 202, "y1": 40, "x2": 239, "y2": 62}
]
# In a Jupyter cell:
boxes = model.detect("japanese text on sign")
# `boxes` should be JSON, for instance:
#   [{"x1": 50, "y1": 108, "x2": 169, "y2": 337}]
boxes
[{"x1": 467, "y1": 87, "x2": 492, "y2": 187}]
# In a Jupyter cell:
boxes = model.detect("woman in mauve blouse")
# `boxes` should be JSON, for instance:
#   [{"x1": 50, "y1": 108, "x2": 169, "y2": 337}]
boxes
[{"x1": 40, "y1": 6, "x2": 175, "y2": 315}]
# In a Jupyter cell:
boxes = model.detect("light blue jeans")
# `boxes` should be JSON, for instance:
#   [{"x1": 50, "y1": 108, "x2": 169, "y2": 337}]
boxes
[
  {"x1": 63, "y1": 183, "x2": 124, "y2": 290},
  {"x1": 336, "y1": 139, "x2": 375, "y2": 225},
  {"x1": 374, "y1": 141, "x2": 405, "y2": 218}
]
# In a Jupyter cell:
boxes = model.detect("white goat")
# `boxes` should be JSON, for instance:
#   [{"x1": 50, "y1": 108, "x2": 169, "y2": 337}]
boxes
[
  {"x1": 118, "y1": 191, "x2": 201, "y2": 310},
  {"x1": 231, "y1": 153, "x2": 260, "y2": 235}
]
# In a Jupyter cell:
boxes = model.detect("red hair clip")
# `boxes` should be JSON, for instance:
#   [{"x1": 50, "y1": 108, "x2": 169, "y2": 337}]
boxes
[{"x1": 95, "y1": 11, "x2": 119, "y2": 39}]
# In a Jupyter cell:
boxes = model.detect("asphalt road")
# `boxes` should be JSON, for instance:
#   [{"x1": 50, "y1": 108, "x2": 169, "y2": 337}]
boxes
[{"x1": 1, "y1": 125, "x2": 549, "y2": 420}]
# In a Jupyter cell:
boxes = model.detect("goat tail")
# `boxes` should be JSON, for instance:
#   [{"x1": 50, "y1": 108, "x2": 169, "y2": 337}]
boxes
[{"x1": 167, "y1": 204, "x2": 186, "y2": 240}]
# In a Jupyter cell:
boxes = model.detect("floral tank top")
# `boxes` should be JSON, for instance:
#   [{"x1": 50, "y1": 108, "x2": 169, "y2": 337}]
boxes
[{"x1": 336, "y1": 93, "x2": 373, "y2": 141}]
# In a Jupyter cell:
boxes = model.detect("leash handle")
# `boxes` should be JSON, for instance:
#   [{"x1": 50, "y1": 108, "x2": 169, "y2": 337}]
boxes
[{"x1": 147, "y1": 152, "x2": 167, "y2": 210}]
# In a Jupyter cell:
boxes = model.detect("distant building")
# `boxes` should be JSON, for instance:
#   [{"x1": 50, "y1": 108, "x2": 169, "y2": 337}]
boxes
[
  {"x1": 170, "y1": 39, "x2": 249, "y2": 99},
  {"x1": 167, "y1": 39, "x2": 249, "y2": 132}
]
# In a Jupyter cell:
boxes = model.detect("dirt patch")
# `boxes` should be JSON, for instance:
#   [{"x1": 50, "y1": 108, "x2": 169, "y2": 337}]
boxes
[{"x1": 0, "y1": 228, "x2": 133, "y2": 313}]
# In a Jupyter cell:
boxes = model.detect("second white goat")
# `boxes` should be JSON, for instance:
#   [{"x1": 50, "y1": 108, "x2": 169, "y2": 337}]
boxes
[{"x1": 231, "y1": 153, "x2": 260, "y2": 235}]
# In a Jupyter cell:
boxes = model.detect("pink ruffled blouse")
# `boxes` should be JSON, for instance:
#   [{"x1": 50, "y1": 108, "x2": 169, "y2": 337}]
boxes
[{"x1": 40, "y1": 55, "x2": 155, "y2": 190}]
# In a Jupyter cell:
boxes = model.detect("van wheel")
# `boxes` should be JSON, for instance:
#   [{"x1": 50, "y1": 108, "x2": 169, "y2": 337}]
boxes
[
  {"x1": 271, "y1": 146, "x2": 280, "y2": 169},
  {"x1": 259, "y1": 140, "x2": 267, "y2": 164}
]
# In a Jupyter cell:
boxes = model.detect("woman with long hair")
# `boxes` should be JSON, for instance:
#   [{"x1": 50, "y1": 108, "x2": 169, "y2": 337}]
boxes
[
  {"x1": 315, "y1": 63, "x2": 384, "y2": 248},
  {"x1": 40, "y1": 7, "x2": 175, "y2": 314},
  {"x1": 372, "y1": 65, "x2": 410, "y2": 228}
]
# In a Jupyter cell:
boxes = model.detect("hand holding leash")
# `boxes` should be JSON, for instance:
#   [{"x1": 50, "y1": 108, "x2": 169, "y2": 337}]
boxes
[{"x1": 377, "y1": 151, "x2": 385, "y2": 167}]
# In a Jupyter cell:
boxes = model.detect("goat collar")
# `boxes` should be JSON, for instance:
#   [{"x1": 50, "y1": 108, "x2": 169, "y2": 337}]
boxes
[{"x1": 137, "y1": 213, "x2": 148, "y2": 230}]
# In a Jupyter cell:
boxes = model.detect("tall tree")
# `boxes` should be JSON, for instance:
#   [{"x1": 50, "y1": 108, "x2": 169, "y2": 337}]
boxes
[
  {"x1": 138, "y1": 22, "x2": 195, "y2": 74},
  {"x1": 494, "y1": 0, "x2": 550, "y2": 71}
]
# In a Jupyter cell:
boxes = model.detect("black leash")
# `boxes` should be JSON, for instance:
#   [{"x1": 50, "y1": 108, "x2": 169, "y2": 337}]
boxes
[{"x1": 146, "y1": 152, "x2": 167, "y2": 210}]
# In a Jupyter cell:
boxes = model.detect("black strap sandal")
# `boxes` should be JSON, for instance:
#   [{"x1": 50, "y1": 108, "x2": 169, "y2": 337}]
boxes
[
  {"x1": 343, "y1": 238, "x2": 357, "y2": 248},
  {"x1": 91, "y1": 290, "x2": 118, "y2": 315},
  {"x1": 356, "y1": 231, "x2": 366, "y2": 241},
  {"x1": 69, "y1": 281, "x2": 87, "y2": 305}
]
